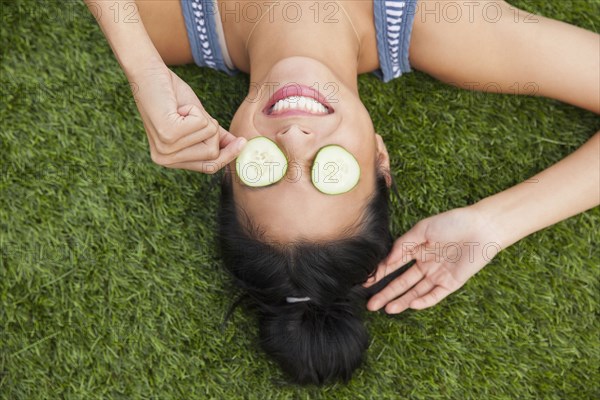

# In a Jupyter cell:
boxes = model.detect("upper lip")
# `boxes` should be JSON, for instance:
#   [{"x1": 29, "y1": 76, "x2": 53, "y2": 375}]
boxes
[{"x1": 262, "y1": 84, "x2": 335, "y2": 116}]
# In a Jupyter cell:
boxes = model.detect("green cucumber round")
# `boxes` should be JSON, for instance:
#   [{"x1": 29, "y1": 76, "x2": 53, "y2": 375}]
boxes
[
  {"x1": 311, "y1": 145, "x2": 360, "y2": 195},
  {"x1": 235, "y1": 136, "x2": 288, "y2": 187}
]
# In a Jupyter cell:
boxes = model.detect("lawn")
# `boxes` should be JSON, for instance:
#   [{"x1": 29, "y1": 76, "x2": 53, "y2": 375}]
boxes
[{"x1": 1, "y1": 0, "x2": 599, "y2": 398}]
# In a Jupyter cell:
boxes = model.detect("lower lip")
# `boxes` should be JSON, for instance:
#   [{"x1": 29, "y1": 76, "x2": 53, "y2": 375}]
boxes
[{"x1": 263, "y1": 84, "x2": 334, "y2": 116}]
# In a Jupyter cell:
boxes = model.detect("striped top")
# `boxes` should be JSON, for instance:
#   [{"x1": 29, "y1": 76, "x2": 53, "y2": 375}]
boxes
[
  {"x1": 181, "y1": 0, "x2": 418, "y2": 83},
  {"x1": 372, "y1": 0, "x2": 417, "y2": 82}
]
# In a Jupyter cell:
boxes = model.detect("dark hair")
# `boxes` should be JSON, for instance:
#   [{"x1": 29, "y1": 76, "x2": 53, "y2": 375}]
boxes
[{"x1": 217, "y1": 166, "x2": 400, "y2": 385}]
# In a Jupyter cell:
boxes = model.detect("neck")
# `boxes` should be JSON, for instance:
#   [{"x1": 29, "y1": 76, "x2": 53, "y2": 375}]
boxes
[{"x1": 245, "y1": 2, "x2": 361, "y2": 95}]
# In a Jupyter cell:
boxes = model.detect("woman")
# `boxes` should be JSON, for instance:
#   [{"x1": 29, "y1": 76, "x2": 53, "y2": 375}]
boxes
[{"x1": 86, "y1": 0, "x2": 599, "y2": 385}]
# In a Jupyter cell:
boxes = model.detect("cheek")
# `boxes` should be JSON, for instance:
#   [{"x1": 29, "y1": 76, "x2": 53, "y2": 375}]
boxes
[
  {"x1": 343, "y1": 110, "x2": 376, "y2": 162},
  {"x1": 353, "y1": 104, "x2": 375, "y2": 133},
  {"x1": 230, "y1": 100, "x2": 266, "y2": 140}
]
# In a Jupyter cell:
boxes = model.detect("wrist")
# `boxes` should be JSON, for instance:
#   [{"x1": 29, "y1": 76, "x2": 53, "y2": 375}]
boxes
[
  {"x1": 108, "y1": 29, "x2": 164, "y2": 80},
  {"x1": 121, "y1": 53, "x2": 166, "y2": 82},
  {"x1": 470, "y1": 192, "x2": 527, "y2": 250}
]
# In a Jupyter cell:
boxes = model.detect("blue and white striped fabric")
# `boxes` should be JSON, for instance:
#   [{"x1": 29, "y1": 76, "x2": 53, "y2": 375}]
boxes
[
  {"x1": 180, "y1": 0, "x2": 418, "y2": 83},
  {"x1": 372, "y1": 0, "x2": 418, "y2": 82},
  {"x1": 180, "y1": 0, "x2": 239, "y2": 76}
]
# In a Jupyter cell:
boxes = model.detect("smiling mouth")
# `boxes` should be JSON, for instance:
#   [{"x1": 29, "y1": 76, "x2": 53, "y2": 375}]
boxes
[{"x1": 263, "y1": 84, "x2": 335, "y2": 117}]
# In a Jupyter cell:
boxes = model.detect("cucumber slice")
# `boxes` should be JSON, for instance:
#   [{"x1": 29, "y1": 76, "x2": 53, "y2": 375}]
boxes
[
  {"x1": 235, "y1": 136, "x2": 288, "y2": 187},
  {"x1": 311, "y1": 145, "x2": 360, "y2": 195}
]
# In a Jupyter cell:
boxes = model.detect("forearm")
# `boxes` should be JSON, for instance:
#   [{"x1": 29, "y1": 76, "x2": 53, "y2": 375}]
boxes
[
  {"x1": 84, "y1": 0, "x2": 162, "y2": 78},
  {"x1": 473, "y1": 132, "x2": 600, "y2": 249}
]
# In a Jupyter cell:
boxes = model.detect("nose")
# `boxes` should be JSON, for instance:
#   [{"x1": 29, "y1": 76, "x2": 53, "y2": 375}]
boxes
[{"x1": 275, "y1": 125, "x2": 315, "y2": 162}]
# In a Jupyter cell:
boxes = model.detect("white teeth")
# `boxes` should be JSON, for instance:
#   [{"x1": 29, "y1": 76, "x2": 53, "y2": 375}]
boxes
[
  {"x1": 270, "y1": 96, "x2": 329, "y2": 115},
  {"x1": 298, "y1": 97, "x2": 307, "y2": 109}
]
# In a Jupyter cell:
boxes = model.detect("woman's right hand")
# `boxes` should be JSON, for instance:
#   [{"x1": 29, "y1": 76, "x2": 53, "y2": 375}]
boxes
[{"x1": 129, "y1": 61, "x2": 247, "y2": 173}]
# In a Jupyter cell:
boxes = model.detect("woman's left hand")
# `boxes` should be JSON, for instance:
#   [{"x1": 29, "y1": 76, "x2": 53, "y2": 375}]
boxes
[{"x1": 363, "y1": 206, "x2": 504, "y2": 314}]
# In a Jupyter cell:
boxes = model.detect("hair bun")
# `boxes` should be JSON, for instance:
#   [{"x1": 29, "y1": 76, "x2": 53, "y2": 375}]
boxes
[{"x1": 258, "y1": 300, "x2": 369, "y2": 385}]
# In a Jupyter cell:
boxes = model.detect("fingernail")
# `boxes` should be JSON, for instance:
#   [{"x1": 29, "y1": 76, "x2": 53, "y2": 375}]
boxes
[{"x1": 237, "y1": 138, "x2": 247, "y2": 151}]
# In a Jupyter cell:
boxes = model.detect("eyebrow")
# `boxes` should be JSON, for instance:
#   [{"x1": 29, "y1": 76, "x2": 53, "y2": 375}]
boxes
[
  {"x1": 243, "y1": 185, "x2": 276, "y2": 192},
  {"x1": 242, "y1": 179, "x2": 310, "y2": 192}
]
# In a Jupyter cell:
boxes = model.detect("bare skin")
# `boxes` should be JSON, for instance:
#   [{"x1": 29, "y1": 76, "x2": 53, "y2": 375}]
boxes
[
  {"x1": 140, "y1": 0, "x2": 393, "y2": 242},
  {"x1": 136, "y1": 0, "x2": 599, "y2": 115},
  {"x1": 90, "y1": 0, "x2": 599, "y2": 312}
]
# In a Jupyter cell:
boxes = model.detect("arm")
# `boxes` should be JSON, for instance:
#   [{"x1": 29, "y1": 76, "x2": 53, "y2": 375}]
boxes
[
  {"x1": 83, "y1": 1, "x2": 246, "y2": 172},
  {"x1": 365, "y1": 131, "x2": 598, "y2": 314},
  {"x1": 83, "y1": 0, "x2": 161, "y2": 78},
  {"x1": 475, "y1": 132, "x2": 599, "y2": 249},
  {"x1": 409, "y1": 0, "x2": 600, "y2": 245},
  {"x1": 409, "y1": 0, "x2": 600, "y2": 113},
  {"x1": 365, "y1": 1, "x2": 599, "y2": 313}
]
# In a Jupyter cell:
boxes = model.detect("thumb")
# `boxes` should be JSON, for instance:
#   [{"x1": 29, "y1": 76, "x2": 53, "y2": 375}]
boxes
[
  {"x1": 210, "y1": 126, "x2": 247, "y2": 166},
  {"x1": 363, "y1": 222, "x2": 427, "y2": 288},
  {"x1": 218, "y1": 128, "x2": 241, "y2": 149}
]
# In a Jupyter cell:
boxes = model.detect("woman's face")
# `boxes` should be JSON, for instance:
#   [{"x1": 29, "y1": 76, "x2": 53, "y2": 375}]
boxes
[{"x1": 227, "y1": 57, "x2": 390, "y2": 243}]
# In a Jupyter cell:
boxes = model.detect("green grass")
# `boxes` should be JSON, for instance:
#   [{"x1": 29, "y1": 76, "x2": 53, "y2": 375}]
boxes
[{"x1": 1, "y1": 0, "x2": 599, "y2": 398}]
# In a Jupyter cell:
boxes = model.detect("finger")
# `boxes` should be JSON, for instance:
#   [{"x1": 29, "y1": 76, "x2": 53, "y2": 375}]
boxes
[
  {"x1": 363, "y1": 223, "x2": 427, "y2": 289},
  {"x1": 157, "y1": 115, "x2": 220, "y2": 155},
  {"x1": 155, "y1": 104, "x2": 212, "y2": 145},
  {"x1": 366, "y1": 262, "x2": 426, "y2": 311},
  {"x1": 219, "y1": 128, "x2": 240, "y2": 149},
  {"x1": 409, "y1": 286, "x2": 452, "y2": 310},
  {"x1": 172, "y1": 104, "x2": 213, "y2": 138},
  {"x1": 136, "y1": 68, "x2": 212, "y2": 143},
  {"x1": 363, "y1": 235, "x2": 426, "y2": 290},
  {"x1": 208, "y1": 129, "x2": 247, "y2": 166},
  {"x1": 151, "y1": 122, "x2": 220, "y2": 167},
  {"x1": 384, "y1": 222, "x2": 428, "y2": 270},
  {"x1": 167, "y1": 135, "x2": 247, "y2": 174},
  {"x1": 384, "y1": 278, "x2": 436, "y2": 314},
  {"x1": 153, "y1": 136, "x2": 218, "y2": 166}
]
